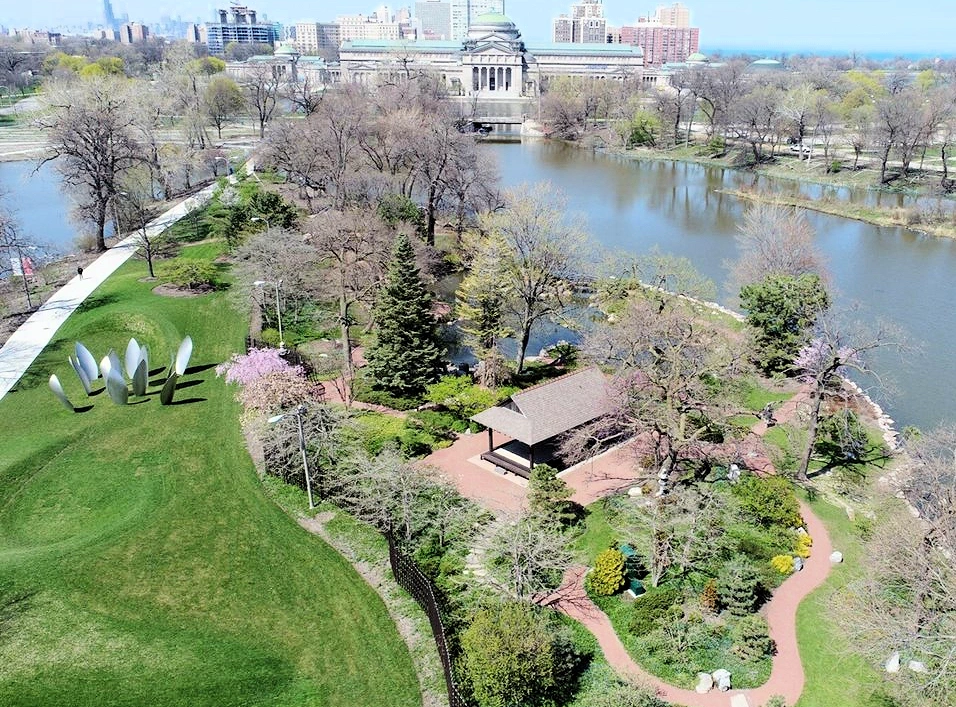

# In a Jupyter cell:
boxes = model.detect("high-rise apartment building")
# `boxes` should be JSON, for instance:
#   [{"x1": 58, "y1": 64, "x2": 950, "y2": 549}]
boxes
[
  {"x1": 337, "y1": 13, "x2": 402, "y2": 41},
  {"x1": 653, "y1": 2, "x2": 690, "y2": 27},
  {"x1": 204, "y1": 6, "x2": 278, "y2": 55},
  {"x1": 293, "y1": 21, "x2": 341, "y2": 54},
  {"x1": 415, "y1": 1, "x2": 452, "y2": 40},
  {"x1": 617, "y1": 3, "x2": 699, "y2": 65},
  {"x1": 118, "y1": 22, "x2": 150, "y2": 43},
  {"x1": 552, "y1": 0, "x2": 607, "y2": 43},
  {"x1": 102, "y1": 0, "x2": 119, "y2": 31}
]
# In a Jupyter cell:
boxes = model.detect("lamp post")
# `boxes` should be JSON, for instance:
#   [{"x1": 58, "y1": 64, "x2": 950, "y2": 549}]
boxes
[
  {"x1": 253, "y1": 278, "x2": 284, "y2": 351},
  {"x1": 268, "y1": 403, "x2": 315, "y2": 509}
]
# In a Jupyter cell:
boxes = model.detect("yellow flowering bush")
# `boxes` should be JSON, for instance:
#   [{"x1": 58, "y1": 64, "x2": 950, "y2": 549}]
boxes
[
  {"x1": 770, "y1": 554, "x2": 794, "y2": 575},
  {"x1": 795, "y1": 534, "x2": 813, "y2": 558}
]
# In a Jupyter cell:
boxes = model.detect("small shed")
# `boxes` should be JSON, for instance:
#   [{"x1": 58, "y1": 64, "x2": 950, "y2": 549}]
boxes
[{"x1": 471, "y1": 367, "x2": 612, "y2": 477}]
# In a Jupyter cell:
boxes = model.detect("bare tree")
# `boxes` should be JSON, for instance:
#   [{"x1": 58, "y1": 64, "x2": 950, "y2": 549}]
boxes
[
  {"x1": 244, "y1": 62, "x2": 282, "y2": 138},
  {"x1": 482, "y1": 514, "x2": 573, "y2": 603},
  {"x1": 40, "y1": 77, "x2": 145, "y2": 251},
  {"x1": 116, "y1": 169, "x2": 177, "y2": 278},
  {"x1": 580, "y1": 293, "x2": 735, "y2": 493},
  {"x1": 475, "y1": 184, "x2": 591, "y2": 373},
  {"x1": 728, "y1": 203, "x2": 828, "y2": 295},
  {"x1": 0, "y1": 205, "x2": 51, "y2": 310},
  {"x1": 307, "y1": 209, "x2": 393, "y2": 395}
]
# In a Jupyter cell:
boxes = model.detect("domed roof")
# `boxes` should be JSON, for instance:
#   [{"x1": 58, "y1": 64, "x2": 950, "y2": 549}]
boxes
[
  {"x1": 274, "y1": 43, "x2": 299, "y2": 56},
  {"x1": 686, "y1": 52, "x2": 707, "y2": 62},
  {"x1": 468, "y1": 12, "x2": 520, "y2": 40},
  {"x1": 751, "y1": 58, "x2": 782, "y2": 66}
]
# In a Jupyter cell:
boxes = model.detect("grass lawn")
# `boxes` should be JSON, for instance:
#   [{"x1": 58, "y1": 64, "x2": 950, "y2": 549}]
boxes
[
  {"x1": 796, "y1": 495, "x2": 890, "y2": 707},
  {"x1": 0, "y1": 247, "x2": 420, "y2": 706}
]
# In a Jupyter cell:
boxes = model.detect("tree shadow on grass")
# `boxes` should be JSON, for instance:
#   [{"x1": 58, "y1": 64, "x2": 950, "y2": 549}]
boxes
[{"x1": 73, "y1": 293, "x2": 120, "y2": 315}]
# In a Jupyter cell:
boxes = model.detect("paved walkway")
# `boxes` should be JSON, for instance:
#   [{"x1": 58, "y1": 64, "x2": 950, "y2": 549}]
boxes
[
  {"x1": 543, "y1": 499, "x2": 831, "y2": 707},
  {"x1": 0, "y1": 185, "x2": 219, "y2": 402}
]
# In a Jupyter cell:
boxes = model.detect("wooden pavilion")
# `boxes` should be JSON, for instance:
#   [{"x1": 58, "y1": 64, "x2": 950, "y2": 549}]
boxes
[{"x1": 470, "y1": 367, "x2": 612, "y2": 478}]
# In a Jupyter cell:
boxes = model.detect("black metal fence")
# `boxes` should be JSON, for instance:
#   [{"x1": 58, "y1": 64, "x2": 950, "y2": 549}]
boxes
[{"x1": 386, "y1": 529, "x2": 470, "y2": 707}]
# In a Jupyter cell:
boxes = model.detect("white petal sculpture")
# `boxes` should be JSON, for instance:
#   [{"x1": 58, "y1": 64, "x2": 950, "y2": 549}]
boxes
[
  {"x1": 175, "y1": 336, "x2": 193, "y2": 376},
  {"x1": 69, "y1": 355, "x2": 92, "y2": 395},
  {"x1": 100, "y1": 353, "x2": 113, "y2": 380},
  {"x1": 75, "y1": 342, "x2": 99, "y2": 381},
  {"x1": 49, "y1": 374, "x2": 74, "y2": 411},
  {"x1": 132, "y1": 359, "x2": 148, "y2": 397},
  {"x1": 125, "y1": 338, "x2": 141, "y2": 381},
  {"x1": 105, "y1": 368, "x2": 129, "y2": 405},
  {"x1": 108, "y1": 349, "x2": 122, "y2": 379}
]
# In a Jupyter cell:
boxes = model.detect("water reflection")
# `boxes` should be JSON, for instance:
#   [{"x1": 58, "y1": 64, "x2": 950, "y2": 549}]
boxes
[{"x1": 484, "y1": 140, "x2": 956, "y2": 430}]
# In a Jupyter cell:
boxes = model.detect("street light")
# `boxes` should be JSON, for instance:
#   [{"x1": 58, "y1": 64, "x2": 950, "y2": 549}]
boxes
[
  {"x1": 268, "y1": 403, "x2": 316, "y2": 509},
  {"x1": 253, "y1": 278, "x2": 284, "y2": 351}
]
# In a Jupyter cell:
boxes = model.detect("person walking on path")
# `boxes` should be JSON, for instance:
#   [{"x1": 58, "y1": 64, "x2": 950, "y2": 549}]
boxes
[{"x1": 76, "y1": 266, "x2": 83, "y2": 280}]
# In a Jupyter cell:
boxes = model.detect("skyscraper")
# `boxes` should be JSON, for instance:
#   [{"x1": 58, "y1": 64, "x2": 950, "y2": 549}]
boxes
[
  {"x1": 103, "y1": 0, "x2": 118, "y2": 30},
  {"x1": 552, "y1": 0, "x2": 606, "y2": 44}
]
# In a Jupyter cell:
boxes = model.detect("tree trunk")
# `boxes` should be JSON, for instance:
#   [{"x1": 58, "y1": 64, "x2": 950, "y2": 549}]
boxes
[
  {"x1": 880, "y1": 144, "x2": 893, "y2": 184},
  {"x1": 339, "y1": 293, "x2": 353, "y2": 408},
  {"x1": 798, "y1": 383, "x2": 825, "y2": 482},
  {"x1": 95, "y1": 199, "x2": 108, "y2": 251},
  {"x1": 425, "y1": 182, "x2": 437, "y2": 247},
  {"x1": 516, "y1": 321, "x2": 532, "y2": 374}
]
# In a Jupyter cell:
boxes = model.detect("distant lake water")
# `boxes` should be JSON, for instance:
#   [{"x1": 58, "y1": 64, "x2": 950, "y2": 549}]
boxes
[{"x1": 0, "y1": 160, "x2": 79, "y2": 254}]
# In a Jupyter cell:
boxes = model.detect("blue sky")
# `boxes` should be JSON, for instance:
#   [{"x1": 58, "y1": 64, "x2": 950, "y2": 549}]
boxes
[{"x1": 5, "y1": 0, "x2": 952, "y2": 55}]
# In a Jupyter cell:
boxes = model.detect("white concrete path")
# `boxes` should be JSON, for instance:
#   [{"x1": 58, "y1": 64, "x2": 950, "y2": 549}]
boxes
[{"x1": 0, "y1": 184, "x2": 218, "y2": 401}]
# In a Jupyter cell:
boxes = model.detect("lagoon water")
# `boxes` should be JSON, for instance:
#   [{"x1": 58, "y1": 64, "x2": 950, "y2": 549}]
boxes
[
  {"x1": 486, "y1": 140, "x2": 956, "y2": 431},
  {"x1": 2, "y1": 144, "x2": 954, "y2": 430},
  {"x1": 0, "y1": 160, "x2": 78, "y2": 253}
]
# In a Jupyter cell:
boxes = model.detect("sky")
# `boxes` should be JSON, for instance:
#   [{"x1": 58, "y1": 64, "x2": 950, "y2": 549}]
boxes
[{"x1": 4, "y1": 0, "x2": 954, "y2": 55}]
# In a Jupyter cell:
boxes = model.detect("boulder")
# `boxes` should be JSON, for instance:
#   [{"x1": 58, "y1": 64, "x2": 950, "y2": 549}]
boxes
[
  {"x1": 885, "y1": 651, "x2": 901, "y2": 673},
  {"x1": 711, "y1": 668, "x2": 731, "y2": 692},
  {"x1": 628, "y1": 486, "x2": 643, "y2": 497},
  {"x1": 695, "y1": 672, "x2": 713, "y2": 694},
  {"x1": 829, "y1": 551, "x2": 844, "y2": 564},
  {"x1": 793, "y1": 556, "x2": 804, "y2": 572},
  {"x1": 908, "y1": 660, "x2": 928, "y2": 673}
]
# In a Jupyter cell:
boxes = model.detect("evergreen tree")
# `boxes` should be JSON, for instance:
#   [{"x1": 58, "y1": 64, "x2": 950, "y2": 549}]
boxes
[{"x1": 365, "y1": 234, "x2": 446, "y2": 398}]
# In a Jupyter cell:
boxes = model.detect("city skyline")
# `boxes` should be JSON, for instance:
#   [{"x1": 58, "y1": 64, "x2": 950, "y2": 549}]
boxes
[{"x1": 3, "y1": 0, "x2": 953, "y2": 55}]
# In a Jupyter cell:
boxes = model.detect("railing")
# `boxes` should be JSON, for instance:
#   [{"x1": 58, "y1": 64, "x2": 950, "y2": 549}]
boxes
[{"x1": 386, "y1": 528, "x2": 470, "y2": 707}]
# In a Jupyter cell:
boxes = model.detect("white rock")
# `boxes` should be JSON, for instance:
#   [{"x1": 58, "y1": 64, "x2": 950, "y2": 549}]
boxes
[
  {"x1": 829, "y1": 551, "x2": 844, "y2": 564},
  {"x1": 793, "y1": 556, "x2": 804, "y2": 572},
  {"x1": 908, "y1": 660, "x2": 928, "y2": 673},
  {"x1": 885, "y1": 651, "x2": 901, "y2": 673},
  {"x1": 711, "y1": 668, "x2": 731, "y2": 692},
  {"x1": 627, "y1": 486, "x2": 643, "y2": 497},
  {"x1": 695, "y1": 672, "x2": 713, "y2": 694}
]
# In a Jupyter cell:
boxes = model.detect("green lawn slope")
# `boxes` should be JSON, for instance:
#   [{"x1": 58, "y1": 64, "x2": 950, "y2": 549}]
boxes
[{"x1": 0, "y1": 247, "x2": 420, "y2": 707}]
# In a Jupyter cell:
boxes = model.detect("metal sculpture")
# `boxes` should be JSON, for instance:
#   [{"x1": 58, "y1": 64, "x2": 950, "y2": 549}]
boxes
[
  {"x1": 160, "y1": 373, "x2": 177, "y2": 405},
  {"x1": 175, "y1": 336, "x2": 193, "y2": 376},
  {"x1": 74, "y1": 342, "x2": 99, "y2": 381},
  {"x1": 105, "y1": 368, "x2": 129, "y2": 405},
  {"x1": 100, "y1": 352, "x2": 113, "y2": 380},
  {"x1": 125, "y1": 338, "x2": 141, "y2": 381},
  {"x1": 48, "y1": 374, "x2": 74, "y2": 411},
  {"x1": 132, "y1": 359, "x2": 148, "y2": 397},
  {"x1": 69, "y1": 355, "x2": 93, "y2": 395}
]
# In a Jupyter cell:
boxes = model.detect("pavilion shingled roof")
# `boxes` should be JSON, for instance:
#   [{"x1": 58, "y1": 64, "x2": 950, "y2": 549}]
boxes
[{"x1": 471, "y1": 367, "x2": 611, "y2": 445}]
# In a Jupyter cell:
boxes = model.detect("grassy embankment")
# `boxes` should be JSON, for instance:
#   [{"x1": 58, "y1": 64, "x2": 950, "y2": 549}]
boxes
[{"x1": 0, "y1": 242, "x2": 420, "y2": 707}]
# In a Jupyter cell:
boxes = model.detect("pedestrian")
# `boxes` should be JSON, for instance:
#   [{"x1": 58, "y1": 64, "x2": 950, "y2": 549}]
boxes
[{"x1": 77, "y1": 266, "x2": 83, "y2": 280}]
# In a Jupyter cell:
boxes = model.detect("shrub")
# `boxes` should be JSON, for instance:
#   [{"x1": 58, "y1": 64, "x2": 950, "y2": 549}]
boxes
[
  {"x1": 528, "y1": 464, "x2": 576, "y2": 525},
  {"x1": 770, "y1": 554, "x2": 794, "y2": 575},
  {"x1": 587, "y1": 549, "x2": 626, "y2": 596},
  {"x1": 351, "y1": 375, "x2": 421, "y2": 411},
  {"x1": 259, "y1": 327, "x2": 281, "y2": 348},
  {"x1": 165, "y1": 259, "x2": 219, "y2": 290},
  {"x1": 732, "y1": 615, "x2": 776, "y2": 662},
  {"x1": 762, "y1": 697, "x2": 787, "y2": 707},
  {"x1": 460, "y1": 602, "x2": 570, "y2": 707},
  {"x1": 719, "y1": 558, "x2": 763, "y2": 616},
  {"x1": 627, "y1": 586, "x2": 681, "y2": 636},
  {"x1": 794, "y1": 533, "x2": 812, "y2": 558},
  {"x1": 732, "y1": 474, "x2": 802, "y2": 528},
  {"x1": 425, "y1": 375, "x2": 500, "y2": 420},
  {"x1": 815, "y1": 409, "x2": 871, "y2": 464}
]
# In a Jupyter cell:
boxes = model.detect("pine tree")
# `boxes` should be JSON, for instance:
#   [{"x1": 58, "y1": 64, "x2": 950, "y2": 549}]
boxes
[{"x1": 365, "y1": 234, "x2": 446, "y2": 399}]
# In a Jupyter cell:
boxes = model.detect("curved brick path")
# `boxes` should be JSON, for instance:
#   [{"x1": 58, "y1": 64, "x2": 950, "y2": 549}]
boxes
[{"x1": 544, "y1": 500, "x2": 832, "y2": 707}]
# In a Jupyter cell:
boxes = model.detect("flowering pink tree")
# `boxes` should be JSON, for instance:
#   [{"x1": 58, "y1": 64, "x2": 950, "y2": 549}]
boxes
[
  {"x1": 217, "y1": 347, "x2": 319, "y2": 414},
  {"x1": 792, "y1": 313, "x2": 902, "y2": 483}
]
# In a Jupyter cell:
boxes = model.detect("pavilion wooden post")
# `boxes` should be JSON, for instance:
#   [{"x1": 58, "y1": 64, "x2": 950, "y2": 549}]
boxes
[
  {"x1": 487, "y1": 427, "x2": 494, "y2": 452},
  {"x1": 529, "y1": 443, "x2": 535, "y2": 469}
]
